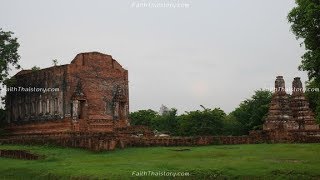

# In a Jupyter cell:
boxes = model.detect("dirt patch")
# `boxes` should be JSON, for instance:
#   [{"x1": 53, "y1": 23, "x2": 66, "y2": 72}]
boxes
[
  {"x1": 0, "y1": 149, "x2": 44, "y2": 160},
  {"x1": 168, "y1": 148, "x2": 191, "y2": 151}
]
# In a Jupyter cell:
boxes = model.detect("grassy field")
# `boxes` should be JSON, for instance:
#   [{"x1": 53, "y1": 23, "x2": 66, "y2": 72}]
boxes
[{"x1": 0, "y1": 144, "x2": 320, "y2": 179}]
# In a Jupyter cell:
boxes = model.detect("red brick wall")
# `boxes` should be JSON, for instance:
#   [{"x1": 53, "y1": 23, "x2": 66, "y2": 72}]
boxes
[
  {"x1": 66, "y1": 53, "x2": 128, "y2": 121},
  {"x1": 5, "y1": 52, "x2": 130, "y2": 135},
  {"x1": 1, "y1": 131, "x2": 320, "y2": 151}
]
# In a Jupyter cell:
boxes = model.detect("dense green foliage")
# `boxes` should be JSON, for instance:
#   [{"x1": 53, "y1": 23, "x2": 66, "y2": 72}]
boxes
[
  {"x1": 305, "y1": 80, "x2": 320, "y2": 123},
  {"x1": 130, "y1": 109, "x2": 158, "y2": 127},
  {"x1": 130, "y1": 90, "x2": 272, "y2": 136},
  {"x1": 0, "y1": 29, "x2": 20, "y2": 85},
  {"x1": 153, "y1": 108, "x2": 178, "y2": 134},
  {"x1": 222, "y1": 114, "x2": 245, "y2": 136},
  {"x1": 288, "y1": 0, "x2": 320, "y2": 122},
  {"x1": 0, "y1": 29, "x2": 20, "y2": 126},
  {"x1": 130, "y1": 109, "x2": 178, "y2": 133},
  {"x1": 0, "y1": 144, "x2": 319, "y2": 179},
  {"x1": 130, "y1": 108, "x2": 226, "y2": 136},
  {"x1": 288, "y1": 0, "x2": 320, "y2": 82},
  {"x1": 229, "y1": 90, "x2": 273, "y2": 134},
  {"x1": 177, "y1": 108, "x2": 225, "y2": 136}
]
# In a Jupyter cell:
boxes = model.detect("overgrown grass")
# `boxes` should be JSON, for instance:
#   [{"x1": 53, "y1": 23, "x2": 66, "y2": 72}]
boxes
[{"x1": 0, "y1": 144, "x2": 320, "y2": 179}]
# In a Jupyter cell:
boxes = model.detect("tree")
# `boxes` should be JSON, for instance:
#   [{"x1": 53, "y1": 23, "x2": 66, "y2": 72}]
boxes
[
  {"x1": 305, "y1": 80, "x2": 320, "y2": 123},
  {"x1": 52, "y1": 59, "x2": 58, "y2": 66},
  {"x1": 288, "y1": 0, "x2": 320, "y2": 124},
  {"x1": 222, "y1": 114, "x2": 245, "y2": 136},
  {"x1": 129, "y1": 108, "x2": 179, "y2": 134},
  {"x1": 288, "y1": 0, "x2": 320, "y2": 83},
  {"x1": 177, "y1": 108, "x2": 225, "y2": 136},
  {"x1": 0, "y1": 29, "x2": 21, "y2": 86},
  {"x1": 152, "y1": 108, "x2": 178, "y2": 134},
  {"x1": 0, "y1": 29, "x2": 20, "y2": 126},
  {"x1": 129, "y1": 109, "x2": 158, "y2": 127},
  {"x1": 230, "y1": 90, "x2": 272, "y2": 134},
  {"x1": 159, "y1": 104, "x2": 170, "y2": 115},
  {"x1": 31, "y1": 66, "x2": 41, "y2": 72}
]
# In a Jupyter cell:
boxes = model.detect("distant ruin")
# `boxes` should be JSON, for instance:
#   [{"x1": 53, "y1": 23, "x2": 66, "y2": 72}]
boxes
[
  {"x1": 1, "y1": 55, "x2": 320, "y2": 151},
  {"x1": 263, "y1": 76, "x2": 319, "y2": 131}
]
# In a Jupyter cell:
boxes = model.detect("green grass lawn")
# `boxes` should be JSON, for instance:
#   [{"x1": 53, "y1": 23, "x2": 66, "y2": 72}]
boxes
[{"x1": 0, "y1": 144, "x2": 320, "y2": 179}]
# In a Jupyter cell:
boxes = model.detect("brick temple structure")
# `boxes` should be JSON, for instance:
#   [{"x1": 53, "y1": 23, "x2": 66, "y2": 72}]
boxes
[
  {"x1": 263, "y1": 76, "x2": 319, "y2": 131},
  {"x1": 2, "y1": 71, "x2": 320, "y2": 151},
  {"x1": 5, "y1": 52, "x2": 130, "y2": 135}
]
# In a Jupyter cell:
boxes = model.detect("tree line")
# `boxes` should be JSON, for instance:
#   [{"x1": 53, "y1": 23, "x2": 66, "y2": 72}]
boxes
[
  {"x1": 130, "y1": 90, "x2": 272, "y2": 136},
  {"x1": 288, "y1": 0, "x2": 320, "y2": 122}
]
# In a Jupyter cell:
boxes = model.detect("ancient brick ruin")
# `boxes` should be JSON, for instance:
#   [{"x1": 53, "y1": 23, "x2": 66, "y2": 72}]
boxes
[
  {"x1": 256, "y1": 76, "x2": 320, "y2": 142},
  {"x1": 5, "y1": 52, "x2": 130, "y2": 135},
  {"x1": 1, "y1": 64, "x2": 320, "y2": 151},
  {"x1": 263, "y1": 76, "x2": 319, "y2": 131},
  {"x1": 2, "y1": 52, "x2": 158, "y2": 151}
]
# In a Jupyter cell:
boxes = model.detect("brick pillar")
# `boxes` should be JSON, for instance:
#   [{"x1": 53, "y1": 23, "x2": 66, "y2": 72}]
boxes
[
  {"x1": 263, "y1": 76, "x2": 299, "y2": 131},
  {"x1": 292, "y1": 77, "x2": 303, "y2": 96},
  {"x1": 291, "y1": 77, "x2": 319, "y2": 130}
]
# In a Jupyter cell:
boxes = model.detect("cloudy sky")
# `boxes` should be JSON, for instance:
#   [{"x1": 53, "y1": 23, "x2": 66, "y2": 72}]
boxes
[{"x1": 0, "y1": 0, "x2": 307, "y2": 113}]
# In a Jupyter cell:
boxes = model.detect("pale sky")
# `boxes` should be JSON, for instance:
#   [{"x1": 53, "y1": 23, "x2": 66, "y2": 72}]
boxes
[{"x1": 0, "y1": 0, "x2": 307, "y2": 113}]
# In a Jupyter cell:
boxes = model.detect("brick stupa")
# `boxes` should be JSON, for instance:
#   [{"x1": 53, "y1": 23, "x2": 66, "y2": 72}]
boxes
[
  {"x1": 263, "y1": 76, "x2": 319, "y2": 131},
  {"x1": 263, "y1": 76, "x2": 299, "y2": 130},
  {"x1": 290, "y1": 77, "x2": 319, "y2": 130}
]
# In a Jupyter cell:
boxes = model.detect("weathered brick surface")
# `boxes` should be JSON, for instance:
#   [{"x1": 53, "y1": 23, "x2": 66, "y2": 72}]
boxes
[
  {"x1": 0, "y1": 132, "x2": 120, "y2": 151},
  {"x1": 5, "y1": 52, "x2": 129, "y2": 134},
  {"x1": 1, "y1": 129, "x2": 320, "y2": 151},
  {"x1": 0, "y1": 133, "x2": 257, "y2": 151},
  {"x1": 263, "y1": 76, "x2": 299, "y2": 130},
  {"x1": 263, "y1": 76, "x2": 319, "y2": 131},
  {"x1": 290, "y1": 77, "x2": 319, "y2": 130}
]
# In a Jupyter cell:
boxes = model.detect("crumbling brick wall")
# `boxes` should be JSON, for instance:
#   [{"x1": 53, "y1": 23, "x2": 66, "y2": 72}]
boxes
[{"x1": 5, "y1": 52, "x2": 130, "y2": 134}]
